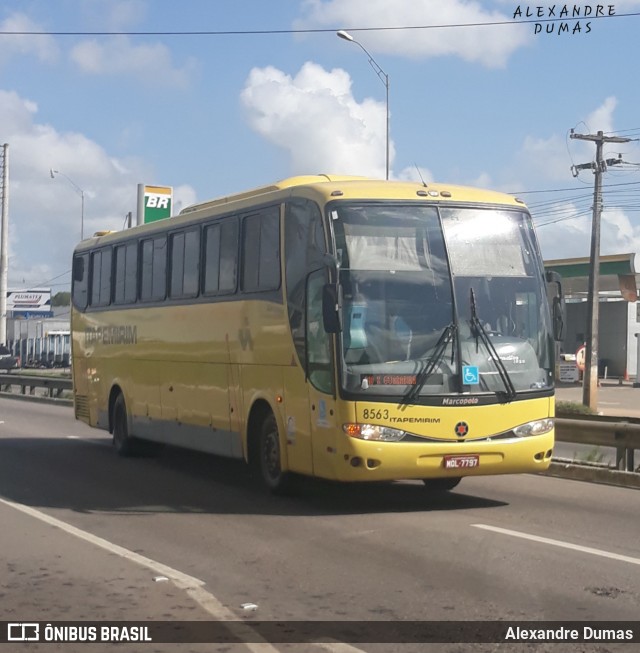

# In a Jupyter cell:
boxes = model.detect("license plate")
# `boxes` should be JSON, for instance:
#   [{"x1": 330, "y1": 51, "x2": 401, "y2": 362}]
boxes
[{"x1": 443, "y1": 454, "x2": 479, "y2": 469}]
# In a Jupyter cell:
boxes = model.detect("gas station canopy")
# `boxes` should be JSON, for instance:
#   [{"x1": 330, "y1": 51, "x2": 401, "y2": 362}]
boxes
[{"x1": 544, "y1": 253, "x2": 639, "y2": 301}]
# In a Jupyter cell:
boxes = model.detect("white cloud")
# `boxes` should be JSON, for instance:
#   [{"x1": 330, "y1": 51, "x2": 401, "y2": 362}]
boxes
[
  {"x1": 519, "y1": 133, "x2": 570, "y2": 181},
  {"x1": 295, "y1": 0, "x2": 531, "y2": 68},
  {"x1": 511, "y1": 97, "x2": 621, "y2": 189},
  {"x1": 495, "y1": 95, "x2": 640, "y2": 263},
  {"x1": 582, "y1": 96, "x2": 617, "y2": 137},
  {"x1": 533, "y1": 194, "x2": 640, "y2": 262},
  {"x1": 0, "y1": 89, "x2": 196, "y2": 287},
  {"x1": 0, "y1": 12, "x2": 60, "y2": 67},
  {"x1": 70, "y1": 36, "x2": 195, "y2": 87},
  {"x1": 396, "y1": 165, "x2": 435, "y2": 184},
  {"x1": 79, "y1": 0, "x2": 148, "y2": 31},
  {"x1": 241, "y1": 62, "x2": 393, "y2": 179}
]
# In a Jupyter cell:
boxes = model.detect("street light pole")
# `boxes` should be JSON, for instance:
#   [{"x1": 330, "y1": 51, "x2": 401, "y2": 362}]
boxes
[
  {"x1": 0, "y1": 144, "x2": 9, "y2": 346},
  {"x1": 337, "y1": 30, "x2": 390, "y2": 180},
  {"x1": 50, "y1": 169, "x2": 85, "y2": 240}
]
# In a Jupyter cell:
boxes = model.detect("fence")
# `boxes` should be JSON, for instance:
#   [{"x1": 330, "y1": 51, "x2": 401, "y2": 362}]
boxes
[
  {"x1": 0, "y1": 373, "x2": 72, "y2": 399},
  {"x1": 0, "y1": 377, "x2": 638, "y2": 484},
  {"x1": 7, "y1": 331, "x2": 71, "y2": 368},
  {"x1": 554, "y1": 415, "x2": 639, "y2": 472}
]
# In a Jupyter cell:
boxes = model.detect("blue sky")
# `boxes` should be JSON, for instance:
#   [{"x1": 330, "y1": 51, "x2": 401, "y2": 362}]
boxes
[{"x1": 2, "y1": 0, "x2": 640, "y2": 291}]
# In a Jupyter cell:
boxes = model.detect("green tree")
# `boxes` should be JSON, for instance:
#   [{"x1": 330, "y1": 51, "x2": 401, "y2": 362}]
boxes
[{"x1": 51, "y1": 291, "x2": 71, "y2": 306}]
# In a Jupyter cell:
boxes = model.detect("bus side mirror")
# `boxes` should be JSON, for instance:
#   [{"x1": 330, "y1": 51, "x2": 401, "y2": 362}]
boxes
[
  {"x1": 322, "y1": 284, "x2": 342, "y2": 334},
  {"x1": 552, "y1": 297, "x2": 564, "y2": 342},
  {"x1": 545, "y1": 270, "x2": 564, "y2": 342}
]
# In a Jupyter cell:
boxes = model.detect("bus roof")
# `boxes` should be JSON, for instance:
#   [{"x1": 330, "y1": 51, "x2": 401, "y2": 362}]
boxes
[
  {"x1": 178, "y1": 175, "x2": 368, "y2": 215},
  {"x1": 179, "y1": 175, "x2": 525, "y2": 216},
  {"x1": 75, "y1": 175, "x2": 526, "y2": 250}
]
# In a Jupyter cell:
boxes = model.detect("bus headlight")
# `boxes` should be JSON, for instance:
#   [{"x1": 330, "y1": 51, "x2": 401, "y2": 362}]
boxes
[
  {"x1": 513, "y1": 419, "x2": 554, "y2": 438},
  {"x1": 343, "y1": 423, "x2": 406, "y2": 442}
]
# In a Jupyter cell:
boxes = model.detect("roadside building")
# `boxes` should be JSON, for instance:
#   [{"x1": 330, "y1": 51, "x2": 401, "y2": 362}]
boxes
[{"x1": 545, "y1": 253, "x2": 640, "y2": 380}]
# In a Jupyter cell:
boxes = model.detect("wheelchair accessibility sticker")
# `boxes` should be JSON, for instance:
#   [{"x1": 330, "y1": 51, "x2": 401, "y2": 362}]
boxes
[{"x1": 462, "y1": 366, "x2": 480, "y2": 385}]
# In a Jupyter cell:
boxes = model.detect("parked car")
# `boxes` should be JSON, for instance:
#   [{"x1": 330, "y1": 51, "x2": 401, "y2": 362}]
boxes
[{"x1": 0, "y1": 345, "x2": 18, "y2": 371}]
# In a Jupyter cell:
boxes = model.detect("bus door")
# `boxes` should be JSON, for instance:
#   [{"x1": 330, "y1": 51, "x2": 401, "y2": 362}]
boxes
[
  {"x1": 283, "y1": 198, "x2": 338, "y2": 478},
  {"x1": 305, "y1": 269, "x2": 338, "y2": 479}
]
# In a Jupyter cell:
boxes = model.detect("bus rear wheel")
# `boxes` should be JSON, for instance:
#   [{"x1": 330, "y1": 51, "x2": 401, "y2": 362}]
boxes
[
  {"x1": 258, "y1": 413, "x2": 291, "y2": 494},
  {"x1": 422, "y1": 477, "x2": 462, "y2": 492},
  {"x1": 112, "y1": 393, "x2": 138, "y2": 456}
]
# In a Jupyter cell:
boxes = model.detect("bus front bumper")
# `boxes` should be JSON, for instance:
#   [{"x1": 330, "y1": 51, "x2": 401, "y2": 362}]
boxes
[{"x1": 328, "y1": 431, "x2": 555, "y2": 482}]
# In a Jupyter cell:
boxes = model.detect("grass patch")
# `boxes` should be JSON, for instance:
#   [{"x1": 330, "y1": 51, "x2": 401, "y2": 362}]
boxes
[
  {"x1": 573, "y1": 447, "x2": 606, "y2": 465},
  {"x1": 555, "y1": 400, "x2": 596, "y2": 416}
]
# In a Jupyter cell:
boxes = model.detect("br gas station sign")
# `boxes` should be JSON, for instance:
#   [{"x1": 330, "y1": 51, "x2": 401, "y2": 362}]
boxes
[{"x1": 137, "y1": 184, "x2": 173, "y2": 225}]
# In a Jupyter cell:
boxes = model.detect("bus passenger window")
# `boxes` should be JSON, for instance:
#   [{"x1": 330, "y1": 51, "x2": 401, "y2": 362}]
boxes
[
  {"x1": 90, "y1": 248, "x2": 112, "y2": 307},
  {"x1": 220, "y1": 221, "x2": 238, "y2": 292},
  {"x1": 170, "y1": 229, "x2": 200, "y2": 299},
  {"x1": 114, "y1": 242, "x2": 137, "y2": 305},
  {"x1": 140, "y1": 236, "x2": 167, "y2": 302},
  {"x1": 72, "y1": 254, "x2": 89, "y2": 310},
  {"x1": 241, "y1": 208, "x2": 280, "y2": 293},
  {"x1": 204, "y1": 220, "x2": 238, "y2": 295},
  {"x1": 203, "y1": 224, "x2": 221, "y2": 293}
]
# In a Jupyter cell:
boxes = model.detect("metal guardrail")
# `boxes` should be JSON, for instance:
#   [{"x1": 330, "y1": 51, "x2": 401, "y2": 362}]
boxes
[
  {"x1": 0, "y1": 378, "x2": 637, "y2": 487},
  {"x1": 555, "y1": 415, "x2": 639, "y2": 472},
  {"x1": 0, "y1": 373, "x2": 72, "y2": 399}
]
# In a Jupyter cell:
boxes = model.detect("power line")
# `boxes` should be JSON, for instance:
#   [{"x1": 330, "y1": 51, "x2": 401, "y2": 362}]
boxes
[
  {"x1": 11, "y1": 270, "x2": 71, "y2": 294},
  {"x1": 511, "y1": 180, "x2": 640, "y2": 195},
  {"x1": 0, "y1": 12, "x2": 639, "y2": 37}
]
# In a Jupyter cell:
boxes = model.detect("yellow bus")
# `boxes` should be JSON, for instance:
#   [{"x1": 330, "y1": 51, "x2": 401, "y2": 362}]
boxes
[{"x1": 71, "y1": 175, "x2": 562, "y2": 493}]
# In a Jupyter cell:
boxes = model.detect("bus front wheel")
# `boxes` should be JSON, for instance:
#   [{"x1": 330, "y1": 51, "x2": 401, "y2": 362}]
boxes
[
  {"x1": 258, "y1": 414, "x2": 292, "y2": 494},
  {"x1": 422, "y1": 477, "x2": 461, "y2": 492}
]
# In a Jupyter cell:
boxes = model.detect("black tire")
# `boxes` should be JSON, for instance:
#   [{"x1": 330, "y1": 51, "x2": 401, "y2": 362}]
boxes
[
  {"x1": 258, "y1": 413, "x2": 292, "y2": 494},
  {"x1": 422, "y1": 477, "x2": 462, "y2": 492},
  {"x1": 112, "y1": 393, "x2": 137, "y2": 456}
]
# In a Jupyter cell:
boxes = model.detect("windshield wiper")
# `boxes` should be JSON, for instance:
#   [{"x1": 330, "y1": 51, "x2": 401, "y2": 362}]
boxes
[
  {"x1": 401, "y1": 323, "x2": 456, "y2": 406},
  {"x1": 469, "y1": 289, "x2": 517, "y2": 402}
]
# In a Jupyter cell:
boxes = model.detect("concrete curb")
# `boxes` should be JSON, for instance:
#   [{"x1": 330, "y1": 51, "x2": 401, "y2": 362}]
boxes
[{"x1": 544, "y1": 461, "x2": 640, "y2": 489}]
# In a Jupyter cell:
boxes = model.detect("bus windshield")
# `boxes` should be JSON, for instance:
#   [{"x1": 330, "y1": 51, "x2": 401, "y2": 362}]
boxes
[{"x1": 331, "y1": 203, "x2": 554, "y2": 399}]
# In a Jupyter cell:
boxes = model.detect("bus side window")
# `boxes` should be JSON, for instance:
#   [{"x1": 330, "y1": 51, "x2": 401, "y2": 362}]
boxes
[
  {"x1": 90, "y1": 248, "x2": 113, "y2": 308},
  {"x1": 170, "y1": 228, "x2": 200, "y2": 299},
  {"x1": 72, "y1": 253, "x2": 89, "y2": 311},
  {"x1": 140, "y1": 236, "x2": 167, "y2": 302},
  {"x1": 203, "y1": 219, "x2": 238, "y2": 295},
  {"x1": 114, "y1": 242, "x2": 138, "y2": 305},
  {"x1": 241, "y1": 207, "x2": 281, "y2": 293}
]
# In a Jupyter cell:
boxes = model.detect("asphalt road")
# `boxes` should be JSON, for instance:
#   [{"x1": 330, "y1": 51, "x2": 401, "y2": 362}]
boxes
[
  {"x1": 554, "y1": 380, "x2": 640, "y2": 465},
  {"x1": 556, "y1": 380, "x2": 640, "y2": 418},
  {"x1": 0, "y1": 397, "x2": 638, "y2": 653}
]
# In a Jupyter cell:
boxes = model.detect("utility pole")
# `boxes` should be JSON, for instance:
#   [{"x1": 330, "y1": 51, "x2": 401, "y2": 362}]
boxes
[
  {"x1": 570, "y1": 130, "x2": 630, "y2": 410},
  {"x1": 0, "y1": 144, "x2": 8, "y2": 346}
]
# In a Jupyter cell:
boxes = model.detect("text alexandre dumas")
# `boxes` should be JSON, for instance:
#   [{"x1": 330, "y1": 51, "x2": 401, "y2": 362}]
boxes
[{"x1": 513, "y1": 5, "x2": 615, "y2": 34}]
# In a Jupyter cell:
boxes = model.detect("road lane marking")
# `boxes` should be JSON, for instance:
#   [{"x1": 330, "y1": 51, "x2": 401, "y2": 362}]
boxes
[
  {"x1": 316, "y1": 643, "x2": 370, "y2": 653},
  {"x1": 1, "y1": 496, "x2": 368, "y2": 653},
  {"x1": 473, "y1": 523, "x2": 640, "y2": 566},
  {"x1": 65, "y1": 435, "x2": 109, "y2": 446},
  {"x1": 0, "y1": 496, "x2": 282, "y2": 653}
]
